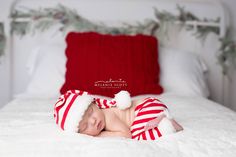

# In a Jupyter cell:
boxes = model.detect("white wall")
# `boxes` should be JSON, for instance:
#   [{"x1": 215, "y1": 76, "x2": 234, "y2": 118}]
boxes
[
  {"x1": 0, "y1": 57, "x2": 10, "y2": 108},
  {"x1": 0, "y1": 0, "x2": 14, "y2": 108}
]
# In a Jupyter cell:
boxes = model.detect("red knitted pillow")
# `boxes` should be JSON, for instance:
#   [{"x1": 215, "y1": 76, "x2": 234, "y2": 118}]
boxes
[{"x1": 60, "y1": 32, "x2": 163, "y2": 97}]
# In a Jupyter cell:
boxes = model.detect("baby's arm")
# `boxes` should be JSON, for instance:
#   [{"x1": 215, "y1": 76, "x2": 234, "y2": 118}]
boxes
[
  {"x1": 97, "y1": 112, "x2": 131, "y2": 138},
  {"x1": 98, "y1": 131, "x2": 131, "y2": 138}
]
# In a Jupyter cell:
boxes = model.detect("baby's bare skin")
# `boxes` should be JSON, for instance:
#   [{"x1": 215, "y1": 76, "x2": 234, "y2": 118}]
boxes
[
  {"x1": 103, "y1": 99, "x2": 142, "y2": 128},
  {"x1": 97, "y1": 99, "x2": 142, "y2": 138},
  {"x1": 78, "y1": 99, "x2": 142, "y2": 137},
  {"x1": 79, "y1": 99, "x2": 183, "y2": 138}
]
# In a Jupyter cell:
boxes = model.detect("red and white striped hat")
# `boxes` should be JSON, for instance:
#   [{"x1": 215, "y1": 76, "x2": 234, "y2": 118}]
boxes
[{"x1": 53, "y1": 90, "x2": 131, "y2": 132}]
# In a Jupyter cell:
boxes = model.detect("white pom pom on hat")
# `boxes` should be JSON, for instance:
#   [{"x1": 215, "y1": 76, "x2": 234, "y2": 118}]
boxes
[
  {"x1": 114, "y1": 90, "x2": 132, "y2": 110},
  {"x1": 94, "y1": 90, "x2": 131, "y2": 110}
]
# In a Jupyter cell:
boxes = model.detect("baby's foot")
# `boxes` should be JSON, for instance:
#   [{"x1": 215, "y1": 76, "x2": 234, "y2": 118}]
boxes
[
  {"x1": 170, "y1": 119, "x2": 183, "y2": 132},
  {"x1": 144, "y1": 114, "x2": 166, "y2": 131}
]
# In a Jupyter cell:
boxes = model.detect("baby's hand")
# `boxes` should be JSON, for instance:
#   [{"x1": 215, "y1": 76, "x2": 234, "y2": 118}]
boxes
[{"x1": 144, "y1": 114, "x2": 166, "y2": 131}]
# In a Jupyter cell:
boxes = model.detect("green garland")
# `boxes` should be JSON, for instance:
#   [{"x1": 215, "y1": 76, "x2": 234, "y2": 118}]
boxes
[
  {"x1": 10, "y1": 4, "x2": 158, "y2": 36},
  {"x1": 218, "y1": 29, "x2": 236, "y2": 75},
  {"x1": 4, "y1": 4, "x2": 236, "y2": 75}
]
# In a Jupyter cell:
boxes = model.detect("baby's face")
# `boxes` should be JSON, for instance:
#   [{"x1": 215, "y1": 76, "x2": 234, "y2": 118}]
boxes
[{"x1": 78, "y1": 103, "x2": 105, "y2": 136}]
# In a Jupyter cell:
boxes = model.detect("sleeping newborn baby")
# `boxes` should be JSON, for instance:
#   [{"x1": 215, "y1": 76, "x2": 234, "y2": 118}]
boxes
[{"x1": 54, "y1": 90, "x2": 183, "y2": 140}]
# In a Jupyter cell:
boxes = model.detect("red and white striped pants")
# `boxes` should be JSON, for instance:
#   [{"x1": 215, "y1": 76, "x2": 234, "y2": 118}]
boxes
[{"x1": 130, "y1": 97, "x2": 168, "y2": 140}]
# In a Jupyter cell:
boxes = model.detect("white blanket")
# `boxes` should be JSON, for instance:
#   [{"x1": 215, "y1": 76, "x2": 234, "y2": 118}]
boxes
[{"x1": 1, "y1": 94, "x2": 236, "y2": 157}]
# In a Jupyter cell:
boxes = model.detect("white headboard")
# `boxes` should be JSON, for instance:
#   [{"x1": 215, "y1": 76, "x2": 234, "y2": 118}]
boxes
[{"x1": 9, "y1": 0, "x2": 229, "y2": 105}]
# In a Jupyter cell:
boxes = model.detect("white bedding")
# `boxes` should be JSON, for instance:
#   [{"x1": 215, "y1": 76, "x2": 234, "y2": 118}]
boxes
[{"x1": 1, "y1": 94, "x2": 236, "y2": 157}]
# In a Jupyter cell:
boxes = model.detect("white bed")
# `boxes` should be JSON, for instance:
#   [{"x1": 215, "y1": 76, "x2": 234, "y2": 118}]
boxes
[
  {"x1": 1, "y1": 94, "x2": 236, "y2": 157},
  {"x1": 1, "y1": 0, "x2": 236, "y2": 156}
]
